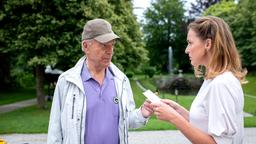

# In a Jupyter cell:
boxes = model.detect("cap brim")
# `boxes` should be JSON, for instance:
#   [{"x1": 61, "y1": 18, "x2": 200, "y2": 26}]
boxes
[{"x1": 94, "y1": 33, "x2": 120, "y2": 43}]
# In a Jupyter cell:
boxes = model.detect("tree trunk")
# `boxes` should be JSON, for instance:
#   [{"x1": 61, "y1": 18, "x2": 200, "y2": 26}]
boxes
[{"x1": 35, "y1": 65, "x2": 46, "y2": 109}]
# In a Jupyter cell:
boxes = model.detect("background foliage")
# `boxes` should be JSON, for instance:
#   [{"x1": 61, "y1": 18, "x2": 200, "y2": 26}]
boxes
[
  {"x1": 143, "y1": 0, "x2": 188, "y2": 73},
  {"x1": 0, "y1": 0, "x2": 148, "y2": 108},
  {"x1": 0, "y1": 0, "x2": 256, "y2": 109},
  {"x1": 204, "y1": 0, "x2": 256, "y2": 72}
]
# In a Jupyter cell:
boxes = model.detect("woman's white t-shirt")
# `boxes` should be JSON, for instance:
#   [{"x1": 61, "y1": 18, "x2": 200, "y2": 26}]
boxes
[{"x1": 189, "y1": 71, "x2": 244, "y2": 144}]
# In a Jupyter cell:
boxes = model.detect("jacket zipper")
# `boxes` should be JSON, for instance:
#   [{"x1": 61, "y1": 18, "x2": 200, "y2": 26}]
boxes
[
  {"x1": 120, "y1": 78, "x2": 128, "y2": 144},
  {"x1": 72, "y1": 94, "x2": 75, "y2": 119},
  {"x1": 80, "y1": 92, "x2": 86, "y2": 144}
]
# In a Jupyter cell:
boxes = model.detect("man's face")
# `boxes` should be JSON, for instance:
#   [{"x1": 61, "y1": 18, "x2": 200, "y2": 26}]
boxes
[{"x1": 84, "y1": 39, "x2": 116, "y2": 69}]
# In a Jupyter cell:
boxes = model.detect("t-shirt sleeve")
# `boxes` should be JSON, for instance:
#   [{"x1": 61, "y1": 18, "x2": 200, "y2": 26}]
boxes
[{"x1": 204, "y1": 81, "x2": 239, "y2": 144}]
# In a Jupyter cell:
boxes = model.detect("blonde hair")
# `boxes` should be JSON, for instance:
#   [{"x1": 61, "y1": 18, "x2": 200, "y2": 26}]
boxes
[{"x1": 188, "y1": 16, "x2": 247, "y2": 83}]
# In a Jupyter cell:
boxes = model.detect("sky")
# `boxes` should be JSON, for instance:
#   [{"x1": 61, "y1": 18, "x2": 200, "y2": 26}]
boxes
[{"x1": 132, "y1": 0, "x2": 196, "y2": 21}]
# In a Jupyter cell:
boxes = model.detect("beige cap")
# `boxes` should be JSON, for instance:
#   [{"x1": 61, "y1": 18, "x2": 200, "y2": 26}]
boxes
[{"x1": 81, "y1": 19, "x2": 119, "y2": 43}]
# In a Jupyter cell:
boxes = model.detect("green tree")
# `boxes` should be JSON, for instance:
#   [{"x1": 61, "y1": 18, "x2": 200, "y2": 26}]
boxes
[
  {"x1": 0, "y1": 0, "x2": 148, "y2": 108},
  {"x1": 0, "y1": 0, "x2": 17, "y2": 90},
  {"x1": 189, "y1": 0, "x2": 221, "y2": 17},
  {"x1": 143, "y1": 0, "x2": 188, "y2": 73},
  {"x1": 203, "y1": 1, "x2": 237, "y2": 22},
  {"x1": 231, "y1": 0, "x2": 256, "y2": 71},
  {"x1": 204, "y1": 0, "x2": 256, "y2": 71},
  {"x1": 1, "y1": 0, "x2": 87, "y2": 108},
  {"x1": 112, "y1": 1, "x2": 149, "y2": 72}
]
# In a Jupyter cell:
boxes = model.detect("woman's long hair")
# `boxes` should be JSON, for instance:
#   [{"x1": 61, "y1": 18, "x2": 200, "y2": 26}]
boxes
[{"x1": 188, "y1": 16, "x2": 247, "y2": 83}]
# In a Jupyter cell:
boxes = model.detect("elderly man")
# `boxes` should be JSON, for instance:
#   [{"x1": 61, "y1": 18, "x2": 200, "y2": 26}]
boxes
[{"x1": 47, "y1": 18, "x2": 153, "y2": 144}]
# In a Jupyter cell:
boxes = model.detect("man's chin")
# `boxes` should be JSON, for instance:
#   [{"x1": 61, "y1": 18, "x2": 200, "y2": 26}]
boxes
[{"x1": 103, "y1": 62, "x2": 111, "y2": 67}]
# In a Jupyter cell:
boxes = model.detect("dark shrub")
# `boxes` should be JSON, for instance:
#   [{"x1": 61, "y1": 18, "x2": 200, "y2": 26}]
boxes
[
  {"x1": 126, "y1": 71, "x2": 134, "y2": 78},
  {"x1": 143, "y1": 66, "x2": 156, "y2": 78},
  {"x1": 155, "y1": 76, "x2": 203, "y2": 95},
  {"x1": 169, "y1": 77, "x2": 191, "y2": 95}
]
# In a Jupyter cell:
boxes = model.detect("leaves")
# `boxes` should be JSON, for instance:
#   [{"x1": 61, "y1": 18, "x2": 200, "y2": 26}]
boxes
[
  {"x1": 204, "y1": 0, "x2": 256, "y2": 70},
  {"x1": 0, "y1": 0, "x2": 149, "y2": 76},
  {"x1": 189, "y1": 0, "x2": 221, "y2": 17},
  {"x1": 143, "y1": 0, "x2": 188, "y2": 73}
]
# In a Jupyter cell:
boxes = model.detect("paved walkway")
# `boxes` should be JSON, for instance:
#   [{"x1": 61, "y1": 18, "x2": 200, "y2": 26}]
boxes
[
  {"x1": 0, "y1": 99, "x2": 37, "y2": 114},
  {"x1": 0, "y1": 128, "x2": 255, "y2": 144}
]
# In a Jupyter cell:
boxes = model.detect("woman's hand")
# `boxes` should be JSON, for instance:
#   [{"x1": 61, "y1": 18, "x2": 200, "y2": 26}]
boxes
[
  {"x1": 152, "y1": 101, "x2": 180, "y2": 123},
  {"x1": 160, "y1": 99, "x2": 189, "y2": 121}
]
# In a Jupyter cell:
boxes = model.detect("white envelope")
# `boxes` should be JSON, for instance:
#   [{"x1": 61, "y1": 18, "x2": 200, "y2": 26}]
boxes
[{"x1": 143, "y1": 89, "x2": 161, "y2": 103}]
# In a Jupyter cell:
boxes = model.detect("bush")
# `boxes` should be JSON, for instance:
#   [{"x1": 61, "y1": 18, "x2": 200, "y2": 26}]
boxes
[
  {"x1": 155, "y1": 75, "x2": 203, "y2": 95},
  {"x1": 143, "y1": 66, "x2": 156, "y2": 78},
  {"x1": 126, "y1": 71, "x2": 134, "y2": 78},
  {"x1": 11, "y1": 70, "x2": 35, "y2": 88},
  {"x1": 169, "y1": 77, "x2": 191, "y2": 95}
]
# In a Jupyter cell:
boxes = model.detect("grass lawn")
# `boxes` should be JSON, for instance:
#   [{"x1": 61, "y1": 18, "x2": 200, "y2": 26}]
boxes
[
  {"x1": 0, "y1": 104, "x2": 51, "y2": 134},
  {"x1": 0, "y1": 74, "x2": 255, "y2": 133},
  {"x1": 243, "y1": 74, "x2": 256, "y2": 96},
  {"x1": 243, "y1": 75, "x2": 256, "y2": 129},
  {"x1": 242, "y1": 75, "x2": 256, "y2": 116},
  {"x1": 0, "y1": 88, "x2": 36, "y2": 105}
]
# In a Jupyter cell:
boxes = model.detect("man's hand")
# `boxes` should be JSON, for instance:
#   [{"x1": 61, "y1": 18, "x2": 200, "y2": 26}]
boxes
[{"x1": 141, "y1": 100, "x2": 154, "y2": 118}]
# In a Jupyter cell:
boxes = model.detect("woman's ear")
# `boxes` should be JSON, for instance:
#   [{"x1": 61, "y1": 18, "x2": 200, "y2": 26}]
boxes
[{"x1": 205, "y1": 38, "x2": 212, "y2": 51}]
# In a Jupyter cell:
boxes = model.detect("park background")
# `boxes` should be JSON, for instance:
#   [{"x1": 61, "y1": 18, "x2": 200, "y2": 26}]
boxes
[{"x1": 0, "y1": 0, "x2": 255, "y2": 139}]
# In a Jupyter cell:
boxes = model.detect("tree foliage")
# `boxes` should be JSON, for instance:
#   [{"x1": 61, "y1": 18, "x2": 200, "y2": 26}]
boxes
[
  {"x1": 189, "y1": 0, "x2": 221, "y2": 18},
  {"x1": 203, "y1": 0, "x2": 236, "y2": 21},
  {"x1": 231, "y1": 0, "x2": 256, "y2": 71},
  {"x1": 204, "y1": 0, "x2": 256, "y2": 71},
  {"x1": 143, "y1": 0, "x2": 189, "y2": 73},
  {"x1": 110, "y1": 1, "x2": 149, "y2": 72},
  {"x1": 0, "y1": 0, "x2": 148, "y2": 108}
]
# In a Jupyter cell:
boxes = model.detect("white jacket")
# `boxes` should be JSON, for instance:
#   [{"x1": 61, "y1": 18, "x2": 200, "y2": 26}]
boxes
[{"x1": 47, "y1": 56, "x2": 147, "y2": 144}]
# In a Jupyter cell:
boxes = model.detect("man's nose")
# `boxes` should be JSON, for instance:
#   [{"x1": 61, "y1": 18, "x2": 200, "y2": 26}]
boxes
[{"x1": 105, "y1": 47, "x2": 113, "y2": 54}]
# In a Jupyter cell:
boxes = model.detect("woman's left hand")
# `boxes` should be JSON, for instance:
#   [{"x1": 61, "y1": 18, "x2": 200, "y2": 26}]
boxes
[{"x1": 152, "y1": 102, "x2": 180, "y2": 122}]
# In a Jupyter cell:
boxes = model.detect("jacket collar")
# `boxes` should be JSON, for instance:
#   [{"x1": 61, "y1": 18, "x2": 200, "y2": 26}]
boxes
[{"x1": 64, "y1": 56, "x2": 126, "y2": 93}]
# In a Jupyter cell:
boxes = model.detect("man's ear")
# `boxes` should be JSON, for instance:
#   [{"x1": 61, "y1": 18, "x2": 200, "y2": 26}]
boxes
[
  {"x1": 82, "y1": 41, "x2": 88, "y2": 52},
  {"x1": 205, "y1": 38, "x2": 212, "y2": 51}
]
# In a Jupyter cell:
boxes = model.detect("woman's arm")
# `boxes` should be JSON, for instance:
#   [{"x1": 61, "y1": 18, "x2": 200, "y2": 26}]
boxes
[
  {"x1": 172, "y1": 114, "x2": 216, "y2": 144},
  {"x1": 153, "y1": 102, "x2": 216, "y2": 144}
]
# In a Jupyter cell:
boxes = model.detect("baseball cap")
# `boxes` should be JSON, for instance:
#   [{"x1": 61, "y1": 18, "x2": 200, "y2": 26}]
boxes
[{"x1": 82, "y1": 18, "x2": 119, "y2": 43}]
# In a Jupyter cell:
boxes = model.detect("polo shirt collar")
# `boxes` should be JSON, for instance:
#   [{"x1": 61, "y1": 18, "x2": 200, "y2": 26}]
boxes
[{"x1": 81, "y1": 62, "x2": 114, "y2": 82}]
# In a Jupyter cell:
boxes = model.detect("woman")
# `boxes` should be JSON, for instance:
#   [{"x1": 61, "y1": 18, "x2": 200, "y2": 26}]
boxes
[{"x1": 152, "y1": 16, "x2": 247, "y2": 144}]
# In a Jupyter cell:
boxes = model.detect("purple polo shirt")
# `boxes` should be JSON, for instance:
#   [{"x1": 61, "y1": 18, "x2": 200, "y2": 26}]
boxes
[{"x1": 81, "y1": 63, "x2": 119, "y2": 144}]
